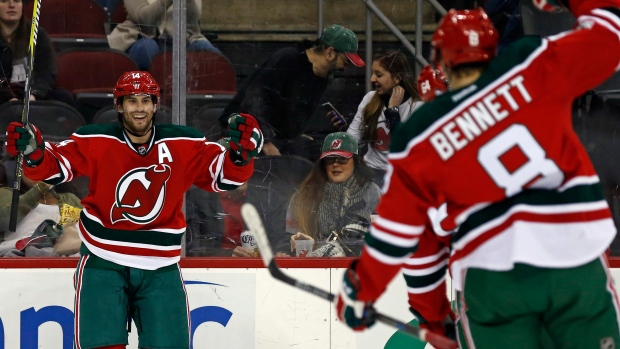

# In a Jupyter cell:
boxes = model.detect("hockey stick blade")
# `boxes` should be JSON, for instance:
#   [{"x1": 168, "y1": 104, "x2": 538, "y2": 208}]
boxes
[{"x1": 240, "y1": 203, "x2": 458, "y2": 349}]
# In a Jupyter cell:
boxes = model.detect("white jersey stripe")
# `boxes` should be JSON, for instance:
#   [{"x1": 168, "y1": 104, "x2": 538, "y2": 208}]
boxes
[
  {"x1": 370, "y1": 226, "x2": 419, "y2": 248},
  {"x1": 402, "y1": 258, "x2": 448, "y2": 276},
  {"x1": 558, "y1": 175, "x2": 601, "y2": 192},
  {"x1": 374, "y1": 216, "x2": 424, "y2": 236},
  {"x1": 404, "y1": 247, "x2": 450, "y2": 266}
]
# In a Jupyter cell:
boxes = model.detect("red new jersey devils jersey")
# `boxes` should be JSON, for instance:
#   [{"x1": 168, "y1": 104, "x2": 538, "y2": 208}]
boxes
[{"x1": 25, "y1": 123, "x2": 253, "y2": 269}]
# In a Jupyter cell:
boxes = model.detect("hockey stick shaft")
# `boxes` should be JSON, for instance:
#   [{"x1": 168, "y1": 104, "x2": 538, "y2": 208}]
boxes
[
  {"x1": 9, "y1": 0, "x2": 42, "y2": 232},
  {"x1": 241, "y1": 203, "x2": 458, "y2": 349}
]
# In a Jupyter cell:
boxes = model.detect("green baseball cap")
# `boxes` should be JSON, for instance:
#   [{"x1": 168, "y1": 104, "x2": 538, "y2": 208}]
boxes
[
  {"x1": 321, "y1": 132, "x2": 359, "y2": 159},
  {"x1": 320, "y1": 24, "x2": 365, "y2": 67}
]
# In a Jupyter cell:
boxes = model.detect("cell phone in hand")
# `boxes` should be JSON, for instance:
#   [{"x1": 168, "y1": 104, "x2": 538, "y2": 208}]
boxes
[{"x1": 322, "y1": 102, "x2": 347, "y2": 126}]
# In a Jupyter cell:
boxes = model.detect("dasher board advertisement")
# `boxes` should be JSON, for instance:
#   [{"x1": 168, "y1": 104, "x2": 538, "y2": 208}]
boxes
[{"x1": 0, "y1": 267, "x2": 435, "y2": 349}]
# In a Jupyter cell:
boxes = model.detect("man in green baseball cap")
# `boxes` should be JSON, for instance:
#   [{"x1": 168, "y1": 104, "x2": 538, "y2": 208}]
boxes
[
  {"x1": 319, "y1": 24, "x2": 365, "y2": 67},
  {"x1": 219, "y1": 23, "x2": 365, "y2": 162}
]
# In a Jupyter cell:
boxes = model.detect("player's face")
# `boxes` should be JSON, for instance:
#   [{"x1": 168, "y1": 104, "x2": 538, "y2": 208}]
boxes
[
  {"x1": 119, "y1": 95, "x2": 155, "y2": 137},
  {"x1": 370, "y1": 61, "x2": 399, "y2": 96},
  {"x1": 0, "y1": 0, "x2": 22, "y2": 24},
  {"x1": 324, "y1": 156, "x2": 355, "y2": 184}
]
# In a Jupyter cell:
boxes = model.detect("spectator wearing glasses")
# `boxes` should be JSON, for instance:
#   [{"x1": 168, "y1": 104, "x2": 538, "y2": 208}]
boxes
[
  {"x1": 219, "y1": 24, "x2": 365, "y2": 162},
  {"x1": 286, "y1": 132, "x2": 380, "y2": 257}
]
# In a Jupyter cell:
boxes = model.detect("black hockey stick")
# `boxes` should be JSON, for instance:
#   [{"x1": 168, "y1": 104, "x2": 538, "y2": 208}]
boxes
[
  {"x1": 240, "y1": 203, "x2": 459, "y2": 349},
  {"x1": 9, "y1": 0, "x2": 42, "y2": 232}
]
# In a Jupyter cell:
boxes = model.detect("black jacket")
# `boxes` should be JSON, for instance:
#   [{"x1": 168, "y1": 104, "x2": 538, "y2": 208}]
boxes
[{"x1": 219, "y1": 41, "x2": 328, "y2": 142}]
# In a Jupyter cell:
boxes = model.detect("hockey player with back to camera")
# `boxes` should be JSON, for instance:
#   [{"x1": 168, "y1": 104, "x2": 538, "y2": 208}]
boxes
[
  {"x1": 5, "y1": 71, "x2": 263, "y2": 349},
  {"x1": 335, "y1": 0, "x2": 620, "y2": 348}
]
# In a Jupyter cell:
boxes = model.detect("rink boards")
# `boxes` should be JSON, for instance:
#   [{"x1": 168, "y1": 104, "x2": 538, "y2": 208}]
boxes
[{"x1": 0, "y1": 258, "x2": 618, "y2": 349}]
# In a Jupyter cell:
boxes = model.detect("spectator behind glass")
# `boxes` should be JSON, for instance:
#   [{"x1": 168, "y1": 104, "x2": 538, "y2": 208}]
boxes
[
  {"x1": 108, "y1": 0, "x2": 221, "y2": 70},
  {"x1": 218, "y1": 24, "x2": 365, "y2": 162},
  {"x1": 346, "y1": 51, "x2": 423, "y2": 187},
  {"x1": 287, "y1": 132, "x2": 380, "y2": 257},
  {"x1": 0, "y1": 173, "x2": 83, "y2": 257},
  {"x1": 483, "y1": 0, "x2": 523, "y2": 52},
  {"x1": 0, "y1": 0, "x2": 75, "y2": 106},
  {"x1": 186, "y1": 140, "x2": 292, "y2": 257}
]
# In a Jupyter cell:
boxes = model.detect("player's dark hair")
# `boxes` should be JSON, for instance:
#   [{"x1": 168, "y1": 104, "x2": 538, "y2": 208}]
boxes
[{"x1": 305, "y1": 38, "x2": 330, "y2": 53}]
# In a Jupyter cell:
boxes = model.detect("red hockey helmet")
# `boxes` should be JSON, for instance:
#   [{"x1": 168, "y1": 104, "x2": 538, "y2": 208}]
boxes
[
  {"x1": 113, "y1": 71, "x2": 160, "y2": 109},
  {"x1": 417, "y1": 65, "x2": 448, "y2": 102},
  {"x1": 431, "y1": 8, "x2": 499, "y2": 69}
]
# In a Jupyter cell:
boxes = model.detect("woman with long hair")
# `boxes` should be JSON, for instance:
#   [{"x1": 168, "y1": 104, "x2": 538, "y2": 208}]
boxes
[
  {"x1": 0, "y1": 0, "x2": 74, "y2": 106},
  {"x1": 347, "y1": 50, "x2": 423, "y2": 186},
  {"x1": 288, "y1": 132, "x2": 381, "y2": 257}
]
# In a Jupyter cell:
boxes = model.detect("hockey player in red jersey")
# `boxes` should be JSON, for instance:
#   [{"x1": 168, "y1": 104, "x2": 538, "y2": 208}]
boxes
[
  {"x1": 5, "y1": 71, "x2": 263, "y2": 349},
  {"x1": 336, "y1": 1, "x2": 620, "y2": 348}
]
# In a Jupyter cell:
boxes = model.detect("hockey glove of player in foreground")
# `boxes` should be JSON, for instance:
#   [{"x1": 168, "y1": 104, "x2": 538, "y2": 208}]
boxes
[
  {"x1": 409, "y1": 307, "x2": 457, "y2": 340},
  {"x1": 6, "y1": 122, "x2": 44, "y2": 166},
  {"x1": 336, "y1": 260, "x2": 377, "y2": 331},
  {"x1": 227, "y1": 113, "x2": 264, "y2": 165}
]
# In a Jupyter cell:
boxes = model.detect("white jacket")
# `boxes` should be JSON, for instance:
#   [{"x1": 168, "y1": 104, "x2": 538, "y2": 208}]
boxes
[{"x1": 347, "y1": 91, "x2": 423, "y2": 170}]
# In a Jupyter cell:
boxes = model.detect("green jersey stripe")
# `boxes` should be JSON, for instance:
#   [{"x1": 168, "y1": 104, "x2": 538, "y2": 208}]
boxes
[
  {"x1": 365, "y1": 233, "x2": 418, "y2": 258},
  {"x1": 81, "y1": 212, "x2": 183, "y2": 247},
  {"x1": 454, "y1": 183, "x2": 605, "y2": 242},
  {"x1": 403, "y1": 265, "x2": 447, "y2": 289}
]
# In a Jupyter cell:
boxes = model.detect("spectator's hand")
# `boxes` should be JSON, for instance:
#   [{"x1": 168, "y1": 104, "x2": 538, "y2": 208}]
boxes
[
  {"x1": 388, "y1": 86, "x2": 405, "y2": 109},
  {"x1": 227, "y1": 113, "x2": 264, "y2": 164},
  {"x1": 9, "y1": 95, "x2": 36, "y2": 102},
  {"x1": 327, "y1": 111, "x2": 347, "y2": 130},
  {"x1": 261, "y1": 142, "x2": 281, "y2": 156},
  {"x1": 6, "y1": 121, "x2": 44, "y2": 166},
  {"x1": 232, "y1": 246, "x2": 255, "y2": 257},
  {"x1": 290, "y1": 232, "x2": 314, "y2": 252},
  {"x1": 336, "y1": 260, "x2": 376, "y2": 331}
]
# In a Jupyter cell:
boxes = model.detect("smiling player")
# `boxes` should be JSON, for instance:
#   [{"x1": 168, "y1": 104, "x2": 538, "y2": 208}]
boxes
[{"x1": 5, "y1": 71, "x2": 264, "y2": 349}]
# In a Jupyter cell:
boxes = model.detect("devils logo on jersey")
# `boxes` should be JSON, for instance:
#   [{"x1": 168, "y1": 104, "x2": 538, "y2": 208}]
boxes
[{"x1": 110, "y1": 164, "x2": 172, "y2": 224}]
